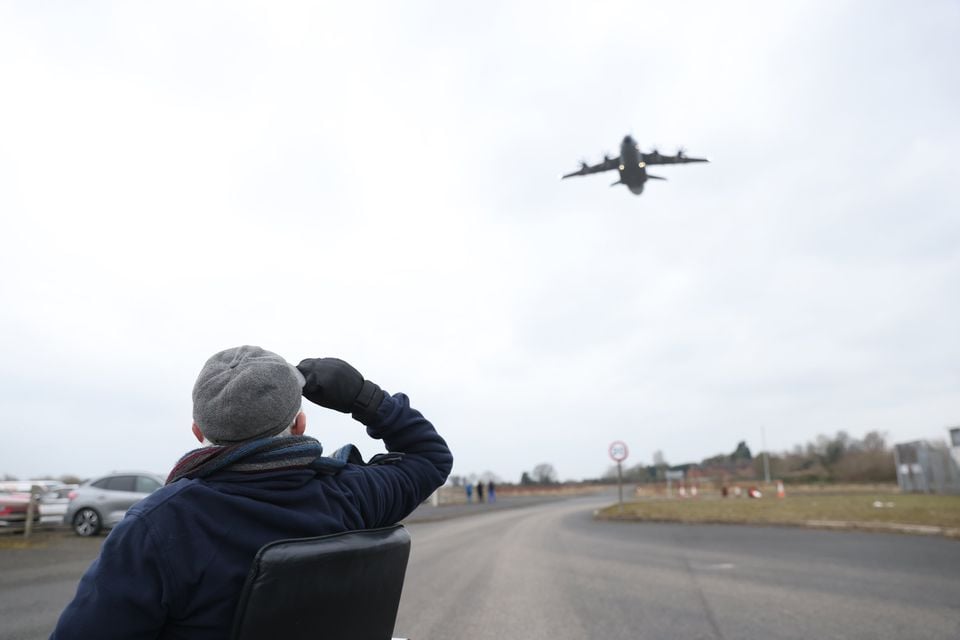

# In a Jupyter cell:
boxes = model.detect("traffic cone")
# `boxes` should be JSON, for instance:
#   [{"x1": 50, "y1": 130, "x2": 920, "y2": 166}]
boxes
[{"x1": 776, "y1": 480, "x2": 785, "y2": 499}]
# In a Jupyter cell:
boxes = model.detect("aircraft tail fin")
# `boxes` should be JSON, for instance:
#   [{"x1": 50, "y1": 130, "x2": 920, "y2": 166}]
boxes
[{"x1": 647, "y1": 174, "x2": 666, "y2": 180}]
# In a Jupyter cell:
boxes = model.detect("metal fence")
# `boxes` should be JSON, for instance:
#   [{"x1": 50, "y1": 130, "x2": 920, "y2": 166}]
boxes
[{"x1": 894, "y1": 440, "x2": 960, "y2": 494}]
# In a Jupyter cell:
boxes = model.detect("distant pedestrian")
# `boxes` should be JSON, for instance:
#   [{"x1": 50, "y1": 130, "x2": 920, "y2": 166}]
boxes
[
  {"x1": 476, "y1": 481, "x2": 485, "y2": 503},
  {"x1": 487, "y1": 480, "x2": 496, "y2": 503},
  {"x1": 465, "y1": 482, "x2": 473, "y2": 503}
]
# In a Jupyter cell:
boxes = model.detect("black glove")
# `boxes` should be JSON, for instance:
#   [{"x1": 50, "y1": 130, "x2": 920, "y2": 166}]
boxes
[{"x1": 296, "y1": 357, "x2": 385, "y2": 424}]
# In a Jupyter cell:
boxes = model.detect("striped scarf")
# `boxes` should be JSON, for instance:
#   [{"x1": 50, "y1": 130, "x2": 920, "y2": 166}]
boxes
[
  {"x1": 165, "y1": 436, "x2": 328, "y2": 485},
  {"x1": 165, "y1": 436, "x2": 404, "y2": 485}
]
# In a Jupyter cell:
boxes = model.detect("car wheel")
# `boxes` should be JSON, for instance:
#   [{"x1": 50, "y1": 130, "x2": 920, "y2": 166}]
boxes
[{"x1": 73, "y1": 508, "x2": 102, "y2": 537}]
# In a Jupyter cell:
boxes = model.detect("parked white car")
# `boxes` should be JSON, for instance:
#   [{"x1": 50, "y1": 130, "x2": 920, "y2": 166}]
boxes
[{"x1": 39, "y1": 485, "x2": 76, "y2": 522}]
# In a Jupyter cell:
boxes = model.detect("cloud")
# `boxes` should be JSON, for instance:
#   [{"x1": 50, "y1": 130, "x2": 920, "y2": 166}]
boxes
[{"x1": 1, "y1": 2, "x2": 958, "y2": 481}]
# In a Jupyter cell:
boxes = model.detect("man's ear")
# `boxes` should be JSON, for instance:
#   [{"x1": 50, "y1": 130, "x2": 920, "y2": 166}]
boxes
[
  {"x1": 192, "y1": 423, "x2": 205, "y2": 443},
  {"x1": 292, "y1": 411, "x2": 306, "y2": 436}
]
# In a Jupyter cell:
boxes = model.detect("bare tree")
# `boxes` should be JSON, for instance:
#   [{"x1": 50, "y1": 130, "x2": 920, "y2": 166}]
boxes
[{"x1": 531, "y1": 463, "x2": 558, "y2": 484}]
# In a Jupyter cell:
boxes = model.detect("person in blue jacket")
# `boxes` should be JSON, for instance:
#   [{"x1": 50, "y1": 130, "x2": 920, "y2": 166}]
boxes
[{"x1": 51, "y1": 345, "x2": 453, "y2": 639}]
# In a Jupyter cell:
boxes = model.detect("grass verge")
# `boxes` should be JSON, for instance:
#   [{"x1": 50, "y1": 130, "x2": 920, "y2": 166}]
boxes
[
  {"x1": 0, "y1": 530, "x2": 54, "y2": 549},
  {"x1": 596, "y1": 494, "x2": 960, "y2": 537}
]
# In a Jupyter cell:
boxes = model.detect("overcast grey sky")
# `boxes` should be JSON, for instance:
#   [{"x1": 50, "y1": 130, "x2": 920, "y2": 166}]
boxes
[{"x1": 2, "y1": 1, "x2": 958, "y2": 483}]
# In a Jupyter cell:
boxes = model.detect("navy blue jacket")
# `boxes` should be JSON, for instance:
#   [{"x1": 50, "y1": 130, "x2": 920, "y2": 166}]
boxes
[{"x1": 51, "y1": 393, "x2": 452, "y2": 639}]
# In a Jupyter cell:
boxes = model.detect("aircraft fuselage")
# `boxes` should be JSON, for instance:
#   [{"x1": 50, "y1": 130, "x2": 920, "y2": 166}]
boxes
[{"x1": 618, "y1": 135, "x2": 646, "y2": 195}]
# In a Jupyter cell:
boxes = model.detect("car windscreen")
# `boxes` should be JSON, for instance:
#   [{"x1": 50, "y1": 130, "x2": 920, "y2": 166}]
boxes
[
  {"x1": 103, "y1": 476, "x2": 137, "y2": 492},
  {"x1": 135, "y1": 476, "x2": 162, "y2": 494}
]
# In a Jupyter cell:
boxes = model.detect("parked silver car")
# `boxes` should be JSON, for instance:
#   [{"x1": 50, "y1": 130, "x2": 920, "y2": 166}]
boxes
[{"x1": 64, "y1": 472, "x2": 164, "y2": 536}]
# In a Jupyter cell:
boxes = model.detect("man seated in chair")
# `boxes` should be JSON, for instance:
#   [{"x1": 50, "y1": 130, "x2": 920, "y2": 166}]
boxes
[{"x1": 51, "y1": 345, "x2": 453, "y2": 639}]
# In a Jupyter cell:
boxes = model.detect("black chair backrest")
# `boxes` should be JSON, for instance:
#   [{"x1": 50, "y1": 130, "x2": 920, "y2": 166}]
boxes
[{"x1": 231, "y1": 525, "x2": 411, "y2": 640}]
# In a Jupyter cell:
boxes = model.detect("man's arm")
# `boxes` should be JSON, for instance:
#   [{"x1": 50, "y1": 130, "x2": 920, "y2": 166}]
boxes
[
  {"x1": 297, "y1": 357, "x2": 453, "y2": 527},
  {"x1": 349, "y1": 391, "x2": 452, "y2": 526}
]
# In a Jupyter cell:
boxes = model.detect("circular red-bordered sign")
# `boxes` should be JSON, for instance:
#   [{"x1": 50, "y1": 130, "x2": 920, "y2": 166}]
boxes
[{"x1": 609, "y1": 440, "x2": 629, "y2": 462}]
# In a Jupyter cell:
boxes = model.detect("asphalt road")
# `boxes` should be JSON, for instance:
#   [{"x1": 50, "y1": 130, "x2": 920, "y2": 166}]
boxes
[
  {"x1": 3, "y1": 495, "x2": 960, "y2": 639},
  {"x1": 0, "y1": 531, "x2": 102, "y2": 640},
  {"x1": 395, "y1": 495, "x2": 960, "y2": 640}
]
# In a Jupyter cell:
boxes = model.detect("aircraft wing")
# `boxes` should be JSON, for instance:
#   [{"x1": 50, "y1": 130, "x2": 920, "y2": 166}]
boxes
[
  {"x1": 561, "y1": 156, "x2": 621, "y2": 179},
  {"x1": 642, "y1": 151, "x2": 709, "y2": 165}
]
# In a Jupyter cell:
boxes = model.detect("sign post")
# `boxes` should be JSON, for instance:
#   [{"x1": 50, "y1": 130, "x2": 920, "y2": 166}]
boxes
[
  {"x1": 24, "y1": 485, "x2": 39, "y2": 539},
  {"x1": 665, "y1": 469, "x2": 684, "y2": 498},
  {"x1": 608, "y1": 441, "x2": 629, "y2": 512}
]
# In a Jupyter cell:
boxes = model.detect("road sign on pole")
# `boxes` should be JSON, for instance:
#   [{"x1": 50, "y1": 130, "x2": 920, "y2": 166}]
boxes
[
  {"x1": 609, "y1": 441, "x2": 629, "y2": 463},
  {"x1": 609, "y1": 441, "x2": 629, "y2": 510}
]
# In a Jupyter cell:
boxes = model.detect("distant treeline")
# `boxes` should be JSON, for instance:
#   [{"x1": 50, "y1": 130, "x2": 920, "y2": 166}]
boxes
[
  {"x1": 601, "y1": 431, "x2": 897, "y2": 484},
  {"x1": 762, "y1": 431, "x2": 895, "y2": 483}
]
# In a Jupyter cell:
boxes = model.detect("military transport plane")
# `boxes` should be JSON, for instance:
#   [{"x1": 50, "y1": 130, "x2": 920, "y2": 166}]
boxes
[{"x1": 561, "y1": 135, "x2": 708, "y2": 195}]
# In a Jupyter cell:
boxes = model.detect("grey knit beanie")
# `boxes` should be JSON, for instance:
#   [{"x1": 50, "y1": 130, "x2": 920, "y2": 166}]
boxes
[{"x1": 192, "y1": 345, "x2": 305, "y2": 444}]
